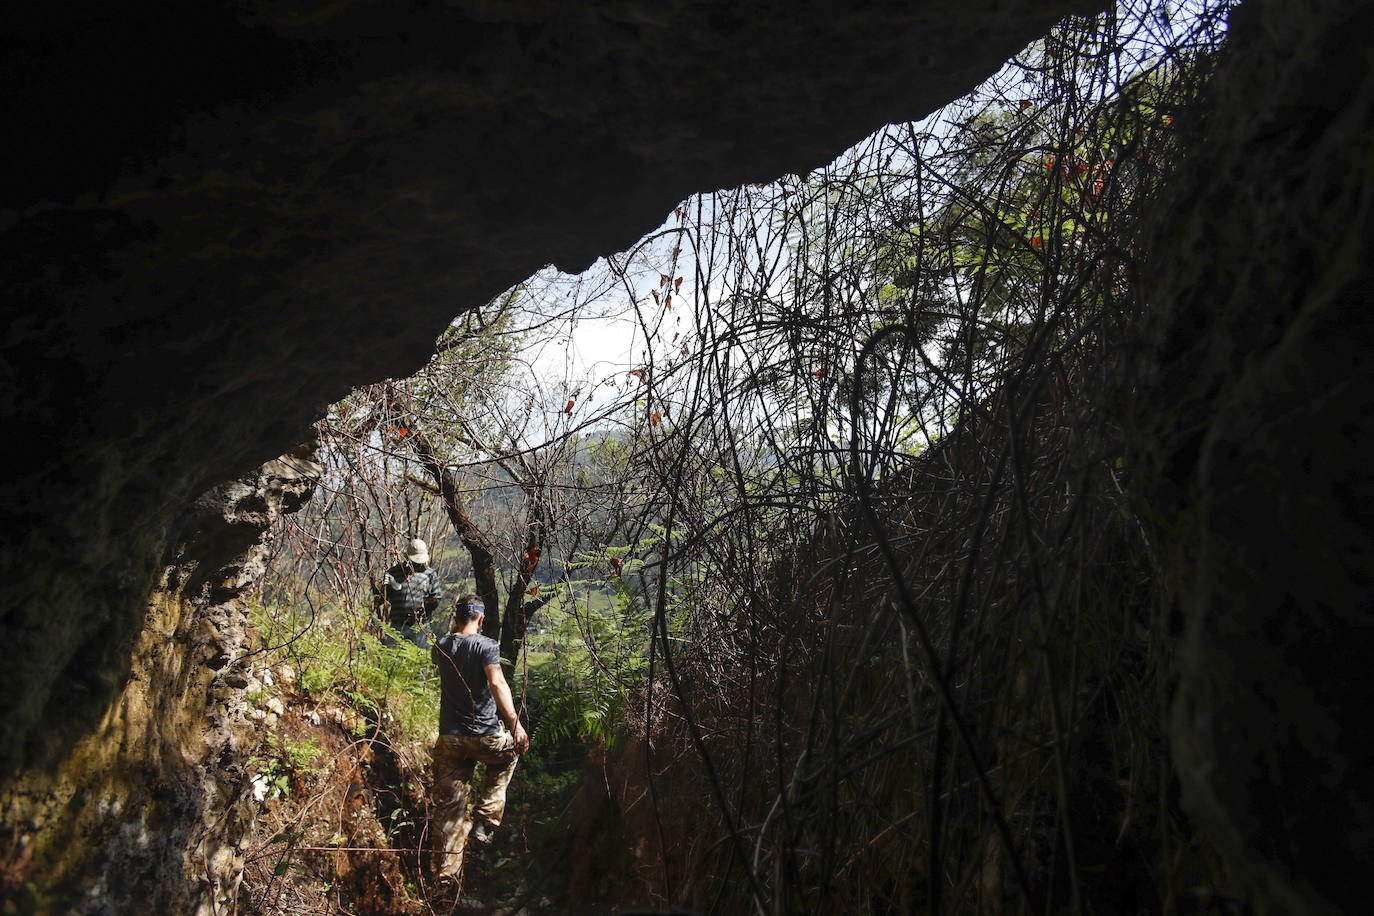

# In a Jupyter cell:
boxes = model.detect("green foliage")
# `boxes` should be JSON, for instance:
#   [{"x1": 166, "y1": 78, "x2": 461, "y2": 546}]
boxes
[
  {"x1": 283, "y1": 735, "x2": 324, "y2": 772},
  {"x1": 519, "y1": 534, "x2": 697, "y2": 750},
  {"x1": 380, "y1": 807, "x2": 416, "y2": 845},
  {"x1": 249, "y1": 598, "x2": 439, "y2": 749},
  {"x1": 526, "y1": 583, "x2": 648, "y2": 750},
  {"x1": 249, "y1": 735, "x2": 324, "y2": 801}
]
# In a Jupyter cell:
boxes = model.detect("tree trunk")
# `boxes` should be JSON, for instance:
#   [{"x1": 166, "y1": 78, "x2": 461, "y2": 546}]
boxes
[
  {"x1": 500, "y1": 520, "x2": 548, "y2": 673},
  {"x1": 407, "y1": 428, "x2": 502, "y2": 638},
  {"x1": 405, "y1": 421, "x2": 555, "y2": 672}
]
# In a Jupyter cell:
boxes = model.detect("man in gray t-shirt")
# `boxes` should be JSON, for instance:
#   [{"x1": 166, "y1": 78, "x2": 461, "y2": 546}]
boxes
[{"x1": 429, "y1": 595, "x2": 529, "y2": 889}]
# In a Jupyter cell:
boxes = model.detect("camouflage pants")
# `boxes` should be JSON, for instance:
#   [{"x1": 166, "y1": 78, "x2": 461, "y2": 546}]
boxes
[{"x1": 431, "y1": 731, "x2": 519, "y2": 880}]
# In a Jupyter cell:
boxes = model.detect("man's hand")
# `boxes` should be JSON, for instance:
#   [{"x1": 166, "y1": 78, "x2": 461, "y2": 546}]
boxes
[
  {"x1": 485, "y1": 662, "x2": 530, "y2": 754},
  {"x1": 511, "y1": 721, "x2": 530, "y2": 754}
]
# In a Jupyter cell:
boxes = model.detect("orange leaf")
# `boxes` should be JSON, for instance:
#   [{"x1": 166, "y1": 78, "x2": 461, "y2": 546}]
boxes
[
  {"x1": 663, "y1": 294, "x2": 671, "y2": 310},
  {"x1": 651, "y1": 411, "x2": 662, "y2": 425},
  {"x1": 631, "y1": 368, "x2": 646, "y2": 380},
  {"x1": 397, "y1": 426, "x2": 408, "y2": 438},
  {"x1": 565, "y1": 399, "x2": 575, "y2": 414},
  {"x1": 813, "y1": 368, "x2": 823, "y2": 377},
  {"x1": 660, "y1": 273, "x2": 671, "y2": 286},
  {"x1": 674, "y1": 276, "x2": 683, "y2": 293},
  {"x1": 527, "y1": 585, "x2": 539, "y2": 596},
  {"x1": 1019, "y1": 100, "x2": 1032, "y2": 110},
  {"x1": 1031, "y1": 236, "x2": 1042, "y2": 249}
]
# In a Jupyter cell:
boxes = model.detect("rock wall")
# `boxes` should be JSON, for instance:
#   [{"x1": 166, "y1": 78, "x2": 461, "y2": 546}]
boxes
[
  {"x1": 1136, "y1": 0, "x2": 1374, "y2": 912},
  {"x1": 1, "y1": 445, "x2": 320, "y2": 914}
]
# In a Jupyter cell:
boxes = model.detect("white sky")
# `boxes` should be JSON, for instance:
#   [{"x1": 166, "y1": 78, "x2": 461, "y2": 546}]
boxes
[{"x1": 506, "y1": 0, "x2": 1221, "y2": 425}]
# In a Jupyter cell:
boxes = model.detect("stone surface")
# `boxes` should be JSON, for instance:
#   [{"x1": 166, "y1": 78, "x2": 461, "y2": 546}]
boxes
[
  {"x1": 0, "y1": 0, "x2": 1090, "y2": 780},
  {"x1": 0, "y1": 443, "x2": 320, "y2": 914},
  {"x1": 1134, "y1": 0, "x2": 1374, "y2": 912}
]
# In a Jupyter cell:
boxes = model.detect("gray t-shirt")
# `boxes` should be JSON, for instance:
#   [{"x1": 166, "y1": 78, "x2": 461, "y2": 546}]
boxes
[{"x1": 432, "y1": 633, "x2": 501, "y2": 736}]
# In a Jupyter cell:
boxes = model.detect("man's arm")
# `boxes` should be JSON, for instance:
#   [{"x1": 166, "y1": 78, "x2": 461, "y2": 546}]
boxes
[{"x1": 483, "y1": 663, "x2": 530, "y2": 753}]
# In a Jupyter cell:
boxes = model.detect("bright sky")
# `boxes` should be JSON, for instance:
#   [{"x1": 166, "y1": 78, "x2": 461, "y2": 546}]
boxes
[
  {"x1": 506, "y1": 0, "x2": 1221, "y2": 428},
  {"x1": 521, "y1": 277, "x2": 645, "y2": 384}
]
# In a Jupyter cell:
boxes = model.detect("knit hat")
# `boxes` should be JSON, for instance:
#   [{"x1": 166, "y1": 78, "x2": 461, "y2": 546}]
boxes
[{"x1": 405, "y1": 538, "x2": 430, "y2": 565}]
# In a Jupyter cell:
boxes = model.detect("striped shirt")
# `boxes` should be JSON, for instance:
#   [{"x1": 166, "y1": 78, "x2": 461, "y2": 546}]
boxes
[{"x1": 383, "y1": 563, "x2": 440, "y2": 625}]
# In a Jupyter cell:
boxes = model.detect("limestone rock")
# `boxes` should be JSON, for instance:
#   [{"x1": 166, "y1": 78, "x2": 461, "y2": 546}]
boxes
[{"x1": 0, "y1": 446, "x2": 319, "y2": 914}]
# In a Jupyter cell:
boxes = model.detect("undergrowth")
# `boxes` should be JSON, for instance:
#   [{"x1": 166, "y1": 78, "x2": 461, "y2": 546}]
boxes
[
  {"x1": 252, "y1": 599, "x2": 440, "y2": 749},
  {"x1": 237, "y1": 596, "x2": 629, "y2": 915}
]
